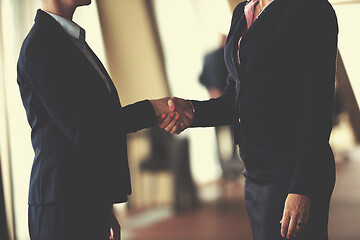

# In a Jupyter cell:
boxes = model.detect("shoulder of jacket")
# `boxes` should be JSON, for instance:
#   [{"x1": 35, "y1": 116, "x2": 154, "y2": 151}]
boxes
[
  {"x1": 19, "y1": 24, "x2": 63, "y2": 70},
  {"x1": 21, "y1": 27, "x2": 46, "y2": 55},
  {"x1": 292, "y1": 0, "x2": 333, "y2": 10},
  {"x1": 233, "y1": 1, "x2": 247, "y2": 14},
  {"x1": 289, "y1": 0, "x2": 336, "y2": 19}
]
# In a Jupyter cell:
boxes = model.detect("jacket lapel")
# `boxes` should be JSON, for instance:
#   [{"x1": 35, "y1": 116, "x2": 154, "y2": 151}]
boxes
[
  {"x1": 228, "y1": 7, "x2": 247, "y2": 79},
  {"x1": 86, "y1": 46, "x2": 121, "y2": 103},
  {"x1": 232, "y1": 13, "x2": 247, "y2": 56},
  {"x1": 232, "y1": 0, "x2": 286, "y2": 79},
  {"x1": 241, "y1": 0, "x2": 283, "y2": 42}
]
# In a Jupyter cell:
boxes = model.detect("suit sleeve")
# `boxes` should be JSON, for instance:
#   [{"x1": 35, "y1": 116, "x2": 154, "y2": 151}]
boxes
[
  {"x1": 288, "y1": 1, "x2": 338, "y2": 197},
  {"x1": 190, "y1": 73, "x2": 237, "y2": 127},
  {"x1": 21, "y1": 37, "x2": 156, "y2": 147}
]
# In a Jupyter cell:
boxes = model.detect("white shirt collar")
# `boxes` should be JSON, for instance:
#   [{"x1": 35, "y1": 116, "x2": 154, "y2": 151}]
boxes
[{"x1": 45, "y1": 11, "x2": 85, "y2": 41}]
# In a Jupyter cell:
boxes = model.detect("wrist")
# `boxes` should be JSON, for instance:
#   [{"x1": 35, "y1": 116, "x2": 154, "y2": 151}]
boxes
[
  {"x1": 150, "y1": 97, "x2": 170, "y2": 117},
  {"x1": 149, "y1": 100, "x2": 159, "y2": 116},
  {"x1": 187, "y1": 100, "x2": 196, "y2": 113}
]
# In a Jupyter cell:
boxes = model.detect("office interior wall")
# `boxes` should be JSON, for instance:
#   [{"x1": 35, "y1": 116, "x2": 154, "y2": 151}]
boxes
[
  {"x1": 96, "y1": 0, "x2": 170, "y2": 106},
  {"x1": 0, "y1": 0, "x2": 39, "y2": 238},
  {"x1": 328, "y1": 0, "x2": 360, "y2": 151},
  {"x1": 0, "y1": 0, "x2": 15, "y2": 238},
  {"x1": 331, "y1": 1, "x2": 360, "y2": 108},
  {"x1": 150, "y1": 0, "x2": 235, "y2": 185},
  {"x1": 95, "y1": 0, "x2": 172, "y2": 210},
  {"x1": 227, "y1": 0, "x2": 246, "y2": 11}
]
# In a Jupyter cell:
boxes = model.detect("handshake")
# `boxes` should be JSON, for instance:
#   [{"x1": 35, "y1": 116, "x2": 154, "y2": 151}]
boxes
[{"x1": 150, "y1": 97, "x2": 194, "y2": 135}]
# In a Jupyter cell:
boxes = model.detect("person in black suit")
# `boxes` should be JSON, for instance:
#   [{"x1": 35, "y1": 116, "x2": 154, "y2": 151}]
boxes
[
  {"x1": 17, "y1": 0, "x2": 184, "y2": 239},
  {"x1": 161, "y1": 0, "x2": 338, "y2": 239}
]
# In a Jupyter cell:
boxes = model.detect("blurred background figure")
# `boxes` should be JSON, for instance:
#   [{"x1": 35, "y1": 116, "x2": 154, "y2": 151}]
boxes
[
  {"x1": 199, "y1": 33, "x2": 244, "y2": 208},
  {"x1": 199, "y1": 34, "x2": 228, "y2": 99},
  {"x1": 1, "y1": 0, "x2": 360, "y2": 240}
]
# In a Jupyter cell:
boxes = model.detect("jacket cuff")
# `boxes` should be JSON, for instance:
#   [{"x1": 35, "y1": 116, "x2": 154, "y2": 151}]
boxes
[
  {"x1": 189, "y1": 100, "x2": 209, "y2": 127},
  {"x1": 288, "y1": 151, "x2": 317, "y2": 198}
]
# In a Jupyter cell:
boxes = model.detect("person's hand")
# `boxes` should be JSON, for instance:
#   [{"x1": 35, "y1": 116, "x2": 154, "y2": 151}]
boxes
[
  {"x1": 109, "y1": 211, "x2": 121, "y2": 240},
  {"x1": 280, "y1": 193, "x2": 311, "y2": 239},
  {"x1": 150, "y1": 97, "x2": 180, "y2": 131},
  {"x1": 160, "y1": 97, "x2": 194, "y2": 134},
  {"x1": 150, "y1": 97, "x2": 172, "y2": 120}
]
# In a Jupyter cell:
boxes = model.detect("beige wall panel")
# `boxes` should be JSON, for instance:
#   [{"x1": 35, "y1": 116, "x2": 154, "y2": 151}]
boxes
[
  {"x1": 0, "y1": 2, "x2": 15, "y2": 239},
  {"x1": 96, "y1": 0, "x2": 169, "y2": 105},
  {"x1": 227, "y1": 0, "x2": 246, "y2": 11}
]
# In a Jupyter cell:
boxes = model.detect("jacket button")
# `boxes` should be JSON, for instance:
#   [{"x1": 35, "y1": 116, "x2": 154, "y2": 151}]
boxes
[{"x1": 238, "y1": 118, "x2": 241, "y2": 123}]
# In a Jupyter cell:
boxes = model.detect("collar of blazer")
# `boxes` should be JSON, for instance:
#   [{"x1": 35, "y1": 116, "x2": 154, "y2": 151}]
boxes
[
  {"x1": 34, "y1": 9, "x2": 82, "y2": 48},
  {"x1": 33, "y1": 10, "x2": 119, "y2": 102},
  {"x1": 231, "y1": 0, "x2": 288, "y2": 80},
  {"x1": 232, "y1": 0, "x2": 290, "y2": 58},
  {"x1": 235, "y1": 0, "x2": 286, "y2": 44}
]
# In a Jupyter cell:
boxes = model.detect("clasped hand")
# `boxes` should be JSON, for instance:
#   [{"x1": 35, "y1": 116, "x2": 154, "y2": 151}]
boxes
[{"x1": 150, "y1": 97, "x2": 193, "y2": 134}]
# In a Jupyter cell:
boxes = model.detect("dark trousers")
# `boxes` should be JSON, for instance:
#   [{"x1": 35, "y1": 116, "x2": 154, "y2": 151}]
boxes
[
  {"x1": 245, "y1": 176, "x2": 333, "y2": 240},
  {"x1": 28, "y1": 202, "x2": 112, "y2": 240}
]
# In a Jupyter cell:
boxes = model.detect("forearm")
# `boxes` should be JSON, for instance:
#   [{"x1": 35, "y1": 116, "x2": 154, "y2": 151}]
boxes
[
  {"x1": 190, "y1": 73, "x2": 238, "y2": 127},
  {"x1": 190, "y1": 97, "x2": 235, "y2": 127},
  {"x1": 120, "y1": 100, "x2": 157, "y2": 134}
]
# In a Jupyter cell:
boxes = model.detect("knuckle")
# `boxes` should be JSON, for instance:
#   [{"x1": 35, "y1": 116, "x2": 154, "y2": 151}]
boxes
[{"x1": 288, "y1": 211, "x2": 295, "y2": 217}]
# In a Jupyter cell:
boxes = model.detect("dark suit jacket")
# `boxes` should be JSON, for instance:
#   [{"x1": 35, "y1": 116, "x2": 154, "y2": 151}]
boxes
[
  {"x1": 191, "y1": 0, "x2": 338, "y2": 197},
  {"x1": 17, "y1": 10, "x2": 157, "y2": 205}
]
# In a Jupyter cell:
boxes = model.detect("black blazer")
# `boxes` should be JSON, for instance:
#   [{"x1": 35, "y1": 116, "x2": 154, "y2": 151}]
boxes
[
  {"x1": 17, "y1": 10, "x2": 157, "y2": 205},
  {"x1": 191, "y1": 0, "x2": 338, "y2": 197}
]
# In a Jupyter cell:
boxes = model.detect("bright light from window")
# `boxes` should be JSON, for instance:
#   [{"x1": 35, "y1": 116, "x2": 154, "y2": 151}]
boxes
[{"x1": 331, "y1": 0, "x2": 360, "y2": 107}]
